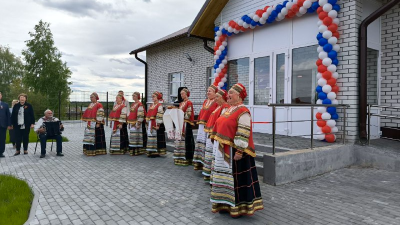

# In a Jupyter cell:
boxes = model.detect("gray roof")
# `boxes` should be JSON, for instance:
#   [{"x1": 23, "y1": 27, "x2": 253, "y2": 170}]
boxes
[{"x1": 129, "y1": 26, "x2": 189, "y2": 55}]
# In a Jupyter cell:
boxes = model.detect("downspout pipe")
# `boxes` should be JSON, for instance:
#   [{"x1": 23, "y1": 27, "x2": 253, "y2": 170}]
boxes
[
  {"x1": 131, "y1": 52, "x2": 148, "y2": 110},
  {"x1": 203, "y1": 39, "x2": 214, "y2": 54},
  {"x1": 359, "y1": 0, "x2": 400, "y2": 144}
]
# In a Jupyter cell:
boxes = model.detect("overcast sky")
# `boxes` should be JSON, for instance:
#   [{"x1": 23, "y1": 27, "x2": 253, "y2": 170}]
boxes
[{"x1": 0, "y1": 0, "x2": 205, "y2": 97}]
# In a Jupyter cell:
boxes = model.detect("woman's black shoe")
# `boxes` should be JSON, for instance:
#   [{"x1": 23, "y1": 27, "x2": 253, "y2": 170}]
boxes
[{"x1": 14, "y1": 151, "x2": 20, "y2": 156}]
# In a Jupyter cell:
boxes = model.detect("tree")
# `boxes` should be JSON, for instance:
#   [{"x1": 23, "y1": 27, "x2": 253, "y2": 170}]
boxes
[
  {"x1": 0, "y1": 46, "x2": 25, "y2": 103},
  {"x1": 22, "y1": 20, "x2": 72, "y2": 115}
]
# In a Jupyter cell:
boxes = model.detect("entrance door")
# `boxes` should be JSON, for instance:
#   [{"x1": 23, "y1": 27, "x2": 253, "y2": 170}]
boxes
[{"x1": 367, "y1": 47, "x2": 381, "y2": 139}]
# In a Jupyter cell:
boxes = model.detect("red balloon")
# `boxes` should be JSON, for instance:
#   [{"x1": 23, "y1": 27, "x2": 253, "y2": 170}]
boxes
[
  {"x1": 317, "y1": 7, "x2": 323, "y2": 14},
  {"x1": 264, "y1": 6, "x2": 270, "y2": 11},
  {"x1": 297, "y1": 0, "x2": 305, "y2": 5},
  {"x1": 316, "y1": 59, "x2": 322, "y2": 66},
  {"x1": 219, "y1": 36, "x2": 226, "y2": 42},
  {"x1": 332, "y1": 85, "x2": 339, "y2": 93},
  {"x1": 256, "y1": 9, "x2": 264, "y2": 17},
  {"x1": 215, "y1": 77, "x2": 221, "y2": 83},
  {"x1": 322, "y1": 126, "x2": 332, "y2": 134},
  {"x1": 322, "y1": 71, "x2": 332, "y2": 80},
  {"x1": 318, "y1": 65, "x2": 327, "y2": 73},
  {"x1": 333, "y1": 31, "x2": 340, "y2": 39},
  {"x1": 216, "y1": 40, "x2": 222, "y2": 46},
  {"x1": 325, "y1": 134, "x2": 336, "y2": 143},
  {"x1": 316, "y1": 113, "x2": 322, "y2": 120},
  {"x1": 317, "y1": 120, "x2": 326, "y2": 127},
  {"x1": 222, "y1": 68, "x2": 227, "y2": 73},
  {"x1": 323, "y1": 17, "x2": 333, "y2": 26},
  {"x1": 319, "y1": 12, "x2": 328, "y2": 20},
  {"x1": 328, "y1": 23, "x2": 338, "y2": 32},
  {"x1": 327, "y1": 78, "x2": 337, "y2": 86},
  {"x1": 218, "y1": 73, "x2": 225, "y2": 78},
  {"x1": 291, "y1": 5, "x2": 299, "y2": 12}
]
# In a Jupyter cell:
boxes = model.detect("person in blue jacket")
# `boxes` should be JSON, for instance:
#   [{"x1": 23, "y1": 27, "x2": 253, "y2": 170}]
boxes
[{"x1": 0, "y1": 91, "x2": 12, "y2": 158}]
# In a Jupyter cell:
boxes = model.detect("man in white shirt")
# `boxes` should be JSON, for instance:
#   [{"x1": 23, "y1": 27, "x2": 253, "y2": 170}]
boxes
[{"x1": 34, "y1": 109, "x2": 64, "y2": 158}]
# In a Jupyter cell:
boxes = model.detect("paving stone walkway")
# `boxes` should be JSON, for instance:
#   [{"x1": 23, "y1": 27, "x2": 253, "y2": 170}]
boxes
[{"x1": 0, "y1": 122, "x2": 399, "y2": 225}]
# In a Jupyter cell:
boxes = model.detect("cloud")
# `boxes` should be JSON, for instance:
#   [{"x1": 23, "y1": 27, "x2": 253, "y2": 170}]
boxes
[
  {"x1": 34, "y1": 0, "x2": 132, "y2": 18},
  {"x1": 90, "y1": 69, "x2": 144, "y2": 79},
  {"x1": 109, "y1": 58, "x2": 145, "y2": 67},
  {"x1": 143, "y1": 0, "x2": 151, "y2": 2}
]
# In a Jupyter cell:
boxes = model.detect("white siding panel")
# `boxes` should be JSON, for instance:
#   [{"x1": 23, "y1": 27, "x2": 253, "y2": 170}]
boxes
[
  {"x1": 253, "y1": 20, "x2": 291, "y2": 54},
  {"x1": 227, "y1": 31, "x2": 253, "y2": 59},
  {"x1": 292, "y1": 14, "x2": 319, "y2": 46}
]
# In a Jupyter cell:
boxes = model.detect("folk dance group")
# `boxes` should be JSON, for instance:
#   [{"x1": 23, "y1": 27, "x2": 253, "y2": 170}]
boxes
[{"x1": 81, "y1": 84, "x2": 263, "y2": 217}]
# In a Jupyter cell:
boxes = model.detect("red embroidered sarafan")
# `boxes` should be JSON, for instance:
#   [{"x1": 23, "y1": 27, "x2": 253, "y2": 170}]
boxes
[
  {"x1": 204, "y1": 103, "x2": 229, "y2": 135},
  {"x1": 109, "y1": 103, "x2": 125, "y2": 121},
  {"x1": 146, "y1": 103, "x2": 161, "y2": 129},
  {"x1": 213, "y1": 105, "x2": 255, "y2": 158},
  {"x1": 82, "y1": 102, "x2": 103, "y2": 122},
  {"x1": 179, "y1": 100, "x2": 194, "y2": 125},
  {"x1": 197, "y1": 99, "x2": 218, "y2": 125},
  {"x1": 127, "y1": 102, "x2": 146, "y2": 125}
]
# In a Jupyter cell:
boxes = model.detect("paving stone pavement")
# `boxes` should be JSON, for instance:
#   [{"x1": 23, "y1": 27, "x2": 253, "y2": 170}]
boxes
[{"x1": 1, "y1": 122, "x2": 400, "y2": 225}]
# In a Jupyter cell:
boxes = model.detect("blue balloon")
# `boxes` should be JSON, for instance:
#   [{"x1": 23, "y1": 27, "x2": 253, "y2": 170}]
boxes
[
  {"x1": 323, "y1": 99, "x2": 332, "y2": 104},
  {"x1": 332, "y1": 59, "x2": 339, "y2": 66},
  {"x1": 328, "y1": 51, "x2": 337, "y2": 59},
  {"x1": 331, "y1": 113, "x2": 339, "y2": 120},
  {"x1": 283, "y1": 1, "x2": 289, "y2": 7},
  {"x1": 319, "y1": 38, "x2": 328, "y2": 46},
  {"x1": 318, "y1": 92, "x2": 327, "y2": 100},
  {"x1": 227, "y1": 32, "x2": 232, "y2": 37},
  {"x1": 323, "y1": 43, "x2": 333, "y2": 52},
  {"x1": 214, "y1": 27, "x2": 219, "y2": 32},
  {"x1": 329, "y1": 0, "x2": 338, "y2": 6},
  {"x1": 267, "y1": 18, "x2": 273, "y2": 23},
  {"x1": 251, "y1": 21, "x2": 258, "y2": 26},
  {"x1": 316, "y1": 86, "x2": 323, "y2": 93},
  {"x1": 333, "y1": 4, "x2": 341, "y2": 12},
  {"x1": 241, "y1": 15, "x2": 248, "y2": 21},
  {"x1": 312, "y1": 2, "x2": 319, "y2": 10},
  {"x1": 317, "y1": 33, "x2": 323, "y2": 40},
  {"x1": 276, "y1": 5, "x2": 283, "y2": 12},
  {"x1": 307, "y1": 8, "x2": 315, "y2": 13},
  {"x1": 216, "y1": 59, "x2": 221, "y2": 65},
  {"x1": 214, "y1": 64, "x2": 218, "y2": 69},
  {"x1": 221, "y1": 29, "x2": 227, "y2": 34},
  {"x1": 327, "y1": 107, "x2": 337, "y2": 114},
  {"x1": 271, "y1": 11, "x2": 278, "y2": 18}
]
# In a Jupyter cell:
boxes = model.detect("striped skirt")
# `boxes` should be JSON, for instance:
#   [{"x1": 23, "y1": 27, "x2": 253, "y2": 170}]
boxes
[
  {"x1": 193, "y1": 124, "x2": 207, "y2": 170},
  {"x1": 146, "y1": 122, "x2": 166, "y2": 157},
  {"x1": 83, "y1": 124, "x2": 107, "y2": 156},
  {"x1": 173, "y1": 123, "x2": 195, "y2": 166},
  {"x1": 109, "y1": 125, "x2": 128, "y2": 155},
  {"x1": 202, "y1": 137, "x2": 213, "y2": 181},
  {"x1": 129, "y1": 126, "x2": 145, "y2": 156}
]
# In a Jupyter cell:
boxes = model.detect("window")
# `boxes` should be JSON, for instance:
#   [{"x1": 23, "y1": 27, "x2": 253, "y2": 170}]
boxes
[
  {"x1": 169, "y1": 72, "x2": 183, "y2": 102},
  {"x1": 276, "y1": 53, "x2": 286, "y2": 104},
  {"x1": 291, "y1": 45, "x2": 318, "y2": 104},
  {"x1": 254, "y1": 56, "x2": 270, "y2": 105},
  {"x1": 228, "y1": 58, "x2": 250, "y2": 105},
  {"x1": 207, "y1": 67, "x2": 213, "y2": 88}
]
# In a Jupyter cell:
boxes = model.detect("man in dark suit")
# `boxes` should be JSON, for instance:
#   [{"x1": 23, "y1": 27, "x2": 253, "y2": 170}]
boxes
[{"x1": 0, "y1": 92, "x2": 12, "y2": 158}]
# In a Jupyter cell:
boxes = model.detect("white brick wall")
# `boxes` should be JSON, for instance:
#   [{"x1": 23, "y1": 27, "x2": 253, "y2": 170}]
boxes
[
  {"x1": 380, "y1": 1, "x2": 400, "y2": 128},
  {"x1": 146, "y1": 38, "x2": 214, "y2": 113}
]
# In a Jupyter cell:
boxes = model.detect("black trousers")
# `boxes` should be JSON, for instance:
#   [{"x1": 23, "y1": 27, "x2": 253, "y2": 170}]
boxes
[
  {"x1": 15, "y1": 126, "x2": 30, "y2": 151},
  {"x1": 0, "y1": 127, "x2": 6, "y2": 154},
  {"x1": 39, "y1": 134, "x2": 63, "y2": 155}
]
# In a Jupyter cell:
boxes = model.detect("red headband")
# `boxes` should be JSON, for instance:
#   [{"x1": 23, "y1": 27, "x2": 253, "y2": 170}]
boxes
[
  {"x1": 91, "y1": 92, "x2": 99, "y2": 100},
  {"x1": 153, "y1": 91, "x2": 163, "y2": 100},
  {"x1": 231, "y1": 83, "x2": 247, "y2": 100},
  {"x1": 181, "y1": 88, "x2": 190, "y2": 97},
  {"x1": 216, "y1": 89, "x2": 227, "y2": 101}
]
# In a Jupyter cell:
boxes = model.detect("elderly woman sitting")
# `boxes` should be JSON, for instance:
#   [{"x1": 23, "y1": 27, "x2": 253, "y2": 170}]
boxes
[{"x1": 34, "y1": 109, "x2": 64, "y2": 158}]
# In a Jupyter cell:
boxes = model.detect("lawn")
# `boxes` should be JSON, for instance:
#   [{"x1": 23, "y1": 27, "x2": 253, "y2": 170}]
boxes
[
  {"x1": 6, "y1": 129, "x2": 69, "y2": 144},
  {"x1": 0, "y1": 174, "x2": 34, "y2": 225}
]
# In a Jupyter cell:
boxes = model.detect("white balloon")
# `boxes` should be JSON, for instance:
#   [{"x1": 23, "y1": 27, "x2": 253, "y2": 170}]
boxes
[
  {"x1": 216, "y1": 50, "x2": 221, "y2": 55},
  {"x1": 222, "y1": 77, "x2": 227, "y2": 82},
  {"x1": 319, "y1": 51, "x2": 328, "y2": 60},
  {"x1": 259, "y1": 18, "x2": 266, "y2": 25},
  {"x1": 262, "y1": 12, "x2": 269, "y2": 20},
  {"x1": 319, "y1": 25, "x2": 328, "y2": 33},
  {"x1": 318, "y1": 107, "x2": 327, "y2": 113},
  {"x1": 319, "y1": 0, "x2": 328, "y2": 6},
  {"x1": 214, "y1": 36, "x2": 219, "y2": 41},
  {"x1": 249, "y1": 13, "x2": 255, "y2": 18},
  {"x1": 331, "y1": 127, "x2": 339, "y2": 133},
  {"x1": 223, "y1": 23, "x2": 229, "y2": 29},
  {"x1": 328, "y1": 10, "x2": 337, "y2": 18},
  {"x1": 323, "y1": 30, "x2": 333, "y2": 39},
  {"x1": 333, "y1": 44, "x2": 340, "y2": 52},
  {"x1": 214, "y1": 73, "x2": 219, "y2": 78},
  {"x1": 333, "y1": 18, "x2": 340, "y2": 25},
  {"x1": 243, "y1": 23, "x2": 249, "y2": 29},
  {"x1": 296, "y1": 12, "x2": 302, "y2": 17},
  {"x1": 253, "y1": 15, "x2": 260, "y2": 22},
  {"x1": 278, "y1": 13, "x2": 285, "y2": 20},
  {"x1": 250, "y1": 25, "x2": 256, "y2": 29},
  {"x1": 317, "y1": 73, "x2": 322, "y2": 79},
  {"x1": 216, "y1": 31, "x2": 222, "y2": 36},
  {"x1": 323, "y1": 58, "x2": 332, "y2": 66},
  {"x1": 328, "y1": 37, "x2": 338, "y2": 45},
  {"x1": 286, "y1": 2, "x2": 293, "y2": 10},
  {"x1": 323, "y1": 4, "x2": 333, "y2": 12},
  {"x1": 315, "y1": 134, "x2": 325, "y2": 140},
  {"x1": 316, "y1": 99, "x2": 323, "y2": 104},
  {"x1": 219, "y1": 45, "x2": 225, "y2": 51},
  {"x1": 332, "y1": 72, "x2": 339, "y2": 79},
  {"x1": 303, "y1": 0, "x2": 312, "y2": 8},
  {"x1": 322, "y1": 85, "x2": 332, "y2": 93},
  {"x1": 238, "y1": 19, "x2": 244, "y2": 26},
  {"x1": 327, "y1": 120, "x2": 336, "y2": 128},
  {"x1": 214, "y1": 55, "x2": 219, "y2": 60},
  {"x1": 234, "y1": 29, "x2": 240, "y2": 34},
  {"x1": 328, "y1": 64, "x2": 337, "y2": 72},
  {"x1": 331, "y1": 99, "x2": 339, "y2": 105},
  {"x1": 318, "y1": 78, "x2": 327, "y2": 86},
  {"x1": 266, "y1": 7, "x2": 273, "y2": 15},
  {"x1": 317, "y1": 46, "x2": 323, "y2": 53},
  {"x1": 216, "y1": 68, "x2": 221, "y2": 73},
  {"x1": 219, "y1": 64, "x2": 225, "y2": 69},
  {"x1": 281, "y1": 8, "x2": 288, "y2": 16},
  {"x1": 299, "y1": 7, "x2": 307, "y2": 14},
  {"x1": 222, "y1": 59, "x2": 227, "y2": 64},
  {"x1": 327, "y1": 92, "x2": 337, "y2": 100},
  {"x1": 317, "y1": 20, "x2": 322, "y2": 26},
  {"x1": 227, "y1": 27, "x2": 233, "y2": 33},
  {"x1": 222, "y1": 41, "x2": 228, "y2": 46},
  {"x1": 218, "y1": 82, "x2": 224, "y2": 87},
  {"x1": 322, "y1": 112, "x2": 331, "y2": 120}
]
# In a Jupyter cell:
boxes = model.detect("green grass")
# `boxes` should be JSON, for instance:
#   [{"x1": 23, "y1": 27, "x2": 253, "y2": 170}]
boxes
[
  {"x1": 0, "y1": 174, "x2": 34, "y2": 225},
  {"x1": 6, "y1": 129, "x2": 69, "y2": 144}
]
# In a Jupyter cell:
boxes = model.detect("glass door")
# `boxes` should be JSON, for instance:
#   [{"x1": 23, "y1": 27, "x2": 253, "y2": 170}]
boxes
[{"x1": 273, "y1": 49, "x2": 289, "y2": 135}]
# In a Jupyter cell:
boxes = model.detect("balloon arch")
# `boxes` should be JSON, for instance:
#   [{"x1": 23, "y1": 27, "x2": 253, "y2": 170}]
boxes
[{"x1": 212, "y1": 0, "x2": 341, "y2": 143}]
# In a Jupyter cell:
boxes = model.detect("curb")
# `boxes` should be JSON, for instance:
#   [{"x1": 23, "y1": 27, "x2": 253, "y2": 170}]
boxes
[{"x1": 24, "y1": 183, "x2": 40, "y2": 225}]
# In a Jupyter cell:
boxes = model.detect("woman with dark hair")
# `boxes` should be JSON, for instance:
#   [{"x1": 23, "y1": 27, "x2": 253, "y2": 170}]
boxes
[
  {"x1": 11, "y1": 93, "x2": 35, "y2": 155},
  {"x1": 108, "y1": 94, "x2": 128, "y2": 155},
  {"x1": 82, "y1": 92, "x2": 107, "y2": 156},
  {"x1": 210, "y1": 83, "x2": 264, "y2": 218},
  {"x1": 145, "y1": 91, "x2": 166, "y2": 157},
  {"x1": 173, "y1": 88, "x2": 195, "y2": 166}
]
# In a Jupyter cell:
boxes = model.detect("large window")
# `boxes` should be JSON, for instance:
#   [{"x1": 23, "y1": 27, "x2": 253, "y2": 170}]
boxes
[
  {"x1": 169, "y1": 72, "x2": 183, "y2": 102},
  {"x1": 291, "y1": 45, "x2": 318, "y2": 104},
  {"x1": 254, "y1": 56, "x2": 270, "y2": 105},
  {"x1": 228, "y1": 58, "x2": 249, "y2": 105}
]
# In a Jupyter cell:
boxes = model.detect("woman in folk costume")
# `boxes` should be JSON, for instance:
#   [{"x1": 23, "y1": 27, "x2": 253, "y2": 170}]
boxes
[
  {"x1": 173, "y1": 88, "x2": 195, "y2": 166},
  {"x1": 127, "y1": 92, "x2": 146, "y2": 156},
  {"x1": 145, "y1": 91, "x2": 166, "y2": 157},
  {"x1": 193, "y1": 85, "x2": 219, "y2": 171},
  {"x1": 109, "y1": 94, "x2": 128, "y2": 155},
  {"x1": 203, "y1": 89, "x2": 229, "y2": 182},
  {"x1": 82, "y1": 92, "x2": 106, "y2": 156},
  {"x1": 211, "y1": 83, "x2": 263, "y2": 217}
]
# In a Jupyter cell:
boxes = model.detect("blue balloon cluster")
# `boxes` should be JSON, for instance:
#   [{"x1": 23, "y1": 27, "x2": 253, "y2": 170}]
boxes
[
  {"x1": 316, "y1": 38, "x2": 339, "y2": 67},
  {"x1": 307, "y1": 1, "x2": 320, "y2": 13},
  {"x1": 267, "y1": 2, "x2": 287, "y2": 24},
  {"x1": 213, "y1": 46, "x2": 228, "y2": 70}
]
